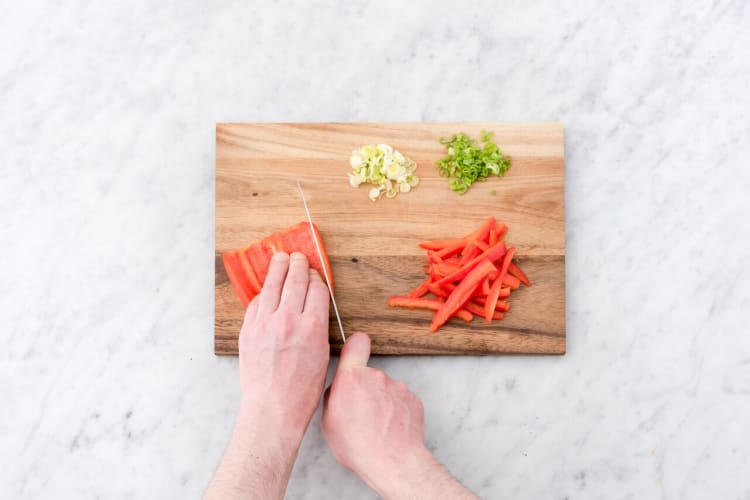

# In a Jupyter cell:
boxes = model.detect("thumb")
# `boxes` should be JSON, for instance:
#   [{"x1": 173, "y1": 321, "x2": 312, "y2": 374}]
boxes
[{"x1": 337, "y1": 332, "x2": 371, "y2": 371}]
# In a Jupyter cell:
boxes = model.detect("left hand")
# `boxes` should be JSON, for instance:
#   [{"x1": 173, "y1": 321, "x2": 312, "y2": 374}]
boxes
[{"x1": 238, "y1": 252, "x2": 331, "y2": 443}]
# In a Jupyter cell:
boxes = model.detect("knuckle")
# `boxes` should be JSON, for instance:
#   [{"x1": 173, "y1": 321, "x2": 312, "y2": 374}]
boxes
[
  {"x1": 307, "y1": 311, "x2": 329, "y2": 329},
  {"x1": 287, "y1": 270, "x2": 309, "y2": 284},
  {"x1": 273, "y1": 313, "x2": 296, "y2": 336},
  {"x1": 394, "y1": 380, "x2": 408, "y2": 393},
  {"x1": 371, "y1": 369, "x2": 388, "y2": 384}
]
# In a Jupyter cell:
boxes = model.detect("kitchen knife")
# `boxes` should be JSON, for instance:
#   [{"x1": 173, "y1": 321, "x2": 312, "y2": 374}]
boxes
[{"x1": 295, "y1": 180, "x2": 346, "y2": 343}]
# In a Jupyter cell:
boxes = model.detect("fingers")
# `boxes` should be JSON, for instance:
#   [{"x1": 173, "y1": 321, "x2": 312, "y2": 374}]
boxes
[
  {"x1": 239, "y1": 295, "x2": 260, "y2": 342},
  {"x1": 279, "y1": 252, "x2": 310, "y2": 312},
  {"x1": 244, "y1": 295, "x2": 260, "y2": 323},
  {"x1": 337, "y1": 332, "x2": 371, "y2": 372},
  {"x1": 259, "y1": 252, "x2": 290, "y2": 313},
  {"x1": 303, "y1": 268, "x2": 330, "y2": 313}
]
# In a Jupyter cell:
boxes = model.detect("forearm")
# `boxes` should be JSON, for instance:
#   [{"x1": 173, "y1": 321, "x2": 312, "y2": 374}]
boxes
[
  {"x1": 367, "y1": 446, "x2": 478, "y2": 500},
  {"x1": 204, "y1": 407, "x2": 303, "y2": 500}
]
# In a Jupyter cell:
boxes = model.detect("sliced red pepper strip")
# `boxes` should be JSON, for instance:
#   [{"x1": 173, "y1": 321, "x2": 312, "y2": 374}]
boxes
[
  {"x1": 459, "y1": 242, "x2": 478, "y2": 266},
  {"x1": 494, "y1": 222, "x2": 508, "y2": 240},
  {"x1": 430, "y1": 259, "x2": 497, "y2": 332},
  {"x1": 407, "y1": 280, "x2": 431, "y2": 298},
  {"x1": 239, "y1": 249, "x2": 262, "y2": 294},
  {"x1": 473, "y1": 281, "x2": 508, "y2": 299},
  {"x1": 459, "y1": 246, "x2": 482, "y2": 266},
  {"x1": 388, "y1": 296, "x2": 472, "y2": 323},
  {"x1": 503, "y1": 274, "x2": 520, "y2": 289},
  {"x1": 434, "y1": 263, "x2": 461, "y2": 276},
  {"x1": 508, "y1": 262, "x2": 531, "y2": 286},
  {"x1": 222, "y1": 251, "x2": 253, "y2": 307},
  {"x1": 474, "y1": 240, "x2": 489, "y2": 252},
  {"x1": 427, "y1": 251, "x2": 444, "y2": 265},
  {"x1": 435, "y1": 240, "x2": 466, "y2": 259},
  {"x1": 471, "y1": 296, "x2": 510, "y2": 310},
  {"x1": 481, "y1": 276, "x2": 491, "y2": 296},
  {"x1": 464, "y1": 301, "x2": 504, "y2": 320},
  {"x1": 429, "y1": 265, "x2": 440, "y2": 282},
  {"x1": 418, "y1": 238, "x2": 465, "y2": 251},
  {"x1": 424, "y1": 217, "x2": 494, "y2": 252},
  {"x1": 474, "y1": 217, "x2": 496, "y2": 244},
  {"x1": 434, "y1": 242, "x2": 507, "y2": 288},
  {"x1": 489, "y1": 227, "x2": 498, "y2": 246},
  {"x1": 427, "y1": 283, "x2": 450, "y2": 298},
  {"x1": 485, "y1": 247, "x2": 515, "y2": 321}
]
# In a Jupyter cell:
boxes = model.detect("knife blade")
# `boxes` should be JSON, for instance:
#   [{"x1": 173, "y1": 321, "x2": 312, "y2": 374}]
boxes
[{"x1": 295, "y1": 180, "x2": 346, "y2": 343}]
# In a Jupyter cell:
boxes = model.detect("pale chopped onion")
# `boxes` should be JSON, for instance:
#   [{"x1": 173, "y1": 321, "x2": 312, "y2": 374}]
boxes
[{"x1": 348, "y1": 143, "x2": 419, "y2": 202}]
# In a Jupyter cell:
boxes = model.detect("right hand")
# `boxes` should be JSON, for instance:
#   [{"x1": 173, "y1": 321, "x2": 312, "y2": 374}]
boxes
[
  {"x1": 321, "y1": 333, "x2": 479, "y2": 499},
  {"x1": 321, "y1": 333, "x2": 430, "y2": 493}
]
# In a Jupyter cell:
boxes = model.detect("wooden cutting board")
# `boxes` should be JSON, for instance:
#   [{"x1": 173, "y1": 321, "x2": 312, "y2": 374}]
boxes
[{"x1": 215, "y1": 122, "x2": 565, "y2": 355}]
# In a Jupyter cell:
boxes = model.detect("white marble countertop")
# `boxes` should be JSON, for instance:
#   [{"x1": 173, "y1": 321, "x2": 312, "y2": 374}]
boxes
[{"x1": 2, "y1": 1, "x2": 749, "y2": 498}]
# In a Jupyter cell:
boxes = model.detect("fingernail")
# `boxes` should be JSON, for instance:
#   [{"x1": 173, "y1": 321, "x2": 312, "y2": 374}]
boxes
[
  {"x1": 291, "y1": 252, "x2": 307, "y2": 261},
  {"x1": 273, "y1": 252, "x2": 289, "y2": 261}
]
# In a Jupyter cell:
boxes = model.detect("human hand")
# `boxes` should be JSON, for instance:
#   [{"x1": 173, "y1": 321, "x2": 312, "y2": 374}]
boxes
[
  {"x1": 204, "y1": 252, "x2": 330, "y2": 500},
  {"x1": 321, "y1": 333, "x2": 426, "y2": 493},
  {"x1": 238, "y1": 251, "x2": 330, "y2": 443},
  {"x1": 321, "y1": 333, "x2": 477, "y2": 499}
]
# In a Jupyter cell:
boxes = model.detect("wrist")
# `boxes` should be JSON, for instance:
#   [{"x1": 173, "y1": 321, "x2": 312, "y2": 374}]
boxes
[
  {"x1": 234, "y1": 403, "x2": 304, "y2": 465},
  {"x1": 205, "y1": 405, "x2": 304, "y2": 499},
  {"x1": 361, "y1": 444, "x2": 436, "y2": 499},
  {"x1": 367, "y1": 446, "x2": 475, "y2": 500}
]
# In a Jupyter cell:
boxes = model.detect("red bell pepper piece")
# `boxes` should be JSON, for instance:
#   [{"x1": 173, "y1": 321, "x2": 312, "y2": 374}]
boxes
[
  {"x1": 407, "y1": 280, "x2": 431, "y2": 298},
  {"x1": 472, "y1": 287, "x2": 506, "y2": 301},
  {"x1": 485, "y1": 247, "x2": 515, "y2": 321},
  {"x1": 435, "y1": 240, "x2": 467, "y2": 259},
  {"x1": 508, "y1": 262, "x2": 531, "y2": 286},
  {"x1": 459, "y1": 241, "x2": 480, "y2": 266},
  {"x1": 427, "y1": 251, "x2": 444, "y2": 265},
  {"x1": 418, "y1": 238, "x2": 465, "y2": 251},
  {"x1": 388, "y1": 296, "x2": 473, "y2": 323},
  {"x1": 494, "y1": 222, "x2": 508, "y2": 240},
  {"x1": 473, "y1": 217, "x2": 495, "y2": 244},
  {"x1": 502, "y1": 274, "x2": 520, "y2": 289},
  {"x1": 481, "y1": 276, "x2": 491, "y2": 296},
  {"x1": 463, "y1": 300, "x2": 504, "y2": 320},
  {"x1": 222, "y1": 251, "x2": 253, "y2": 307},
  {"x1": 489, "y1": 227, "x2": 498, "y2": 246},
  {"x1": 425, "y1": 217, "x2": 494, "y2": 252},
  {"x1": 474, "y1": 240, "x2": 489, "y2": 252},
  {"x1": 239, "y1": 249, "x2": 262, "y2": 294},
  {"x1": 430, "y1": 259, "x2": 497, "y2": 332},
  {"x1": 427, "y1": 283, "x2": 451, "y2": 298},
  {"x1": 434, "y1": 263, "x2": 461, "y2": 276},
  {"x1": 433, "y1": 242, "x2": 507, "y2": 288},
  {"x1": 223, "y1": 221, "x2": 335, "y2": 308},
  {"x1": 471, "y1": 297, "x2": 510, "y2": 311}
]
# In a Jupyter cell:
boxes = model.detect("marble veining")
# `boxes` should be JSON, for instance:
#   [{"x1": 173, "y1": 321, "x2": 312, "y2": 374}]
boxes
[{"x1": 1, "y1": 0, "x2": 749, "y2": 498}]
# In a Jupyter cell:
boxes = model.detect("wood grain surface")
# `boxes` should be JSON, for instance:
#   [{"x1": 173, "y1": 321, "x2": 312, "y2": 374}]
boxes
[{"x1": 215, "y1": 123, "x2": 565, "y2": 355}]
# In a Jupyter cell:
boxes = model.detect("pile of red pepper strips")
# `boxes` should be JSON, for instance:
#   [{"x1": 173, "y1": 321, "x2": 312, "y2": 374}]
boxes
[{"x1": 387, "y1": 217, "x2": 531, "y2": 332}]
